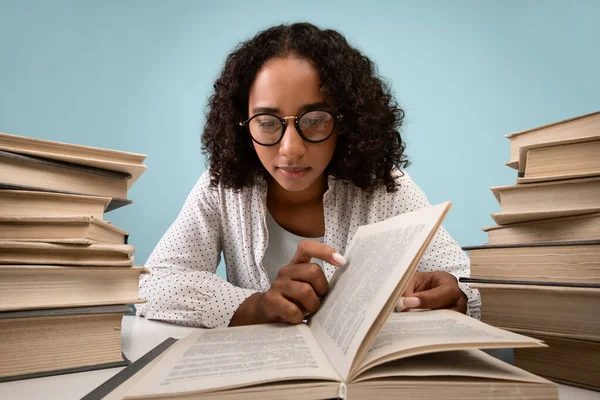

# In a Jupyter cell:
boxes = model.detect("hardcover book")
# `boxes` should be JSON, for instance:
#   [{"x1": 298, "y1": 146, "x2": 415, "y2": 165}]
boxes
[
  {"x1": 0, "y1": 305, "x2": 132, "y2": 382},
  {"x1": 106, "y1": 203, "x2": 556, "y2": 400}
]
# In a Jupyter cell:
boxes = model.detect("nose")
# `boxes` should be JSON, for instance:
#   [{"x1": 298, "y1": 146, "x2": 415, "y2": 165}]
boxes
[{"x1": 278, "y1": 120, "x2": 306, "y2": 159}]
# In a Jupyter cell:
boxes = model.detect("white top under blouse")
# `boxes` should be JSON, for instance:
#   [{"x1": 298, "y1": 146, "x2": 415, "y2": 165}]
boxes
[
  {"x1": 137, "y1": 169, "x2": 481, "y2": 328},
  {"x1": 262, "y1": 209, "x2": 324, "y2": 283}
]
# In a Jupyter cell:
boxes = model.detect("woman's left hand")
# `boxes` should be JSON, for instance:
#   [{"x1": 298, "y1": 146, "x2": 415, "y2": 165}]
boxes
[{"x1": 397, "y1": 271, "x2": 467, "y2": 314}]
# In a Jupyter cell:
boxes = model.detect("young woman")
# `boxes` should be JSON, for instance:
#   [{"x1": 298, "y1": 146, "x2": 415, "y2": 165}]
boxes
[{"x1": 137, "y1": 22, "x2": 480, "y2": 328}]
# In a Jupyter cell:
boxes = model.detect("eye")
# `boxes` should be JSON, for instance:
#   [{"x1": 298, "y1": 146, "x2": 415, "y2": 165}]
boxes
[
  {"x1": 305, "y1": 117, "x2": 325, "y2": 125},
  {"x1": 257, "y1": 119, "x2": 278, "y2": 128},
  {"x1": 300, "y1": 111, "x2": 333, "y2": 131}
]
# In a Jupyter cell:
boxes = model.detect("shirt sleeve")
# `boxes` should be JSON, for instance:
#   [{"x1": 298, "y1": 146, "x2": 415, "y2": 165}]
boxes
[
  {"x1": 392, "y1": 171, "x2": 482, "y2": 320},
  {"x1": 136, "y1": 172, "x2": 258, "y2": 328}
]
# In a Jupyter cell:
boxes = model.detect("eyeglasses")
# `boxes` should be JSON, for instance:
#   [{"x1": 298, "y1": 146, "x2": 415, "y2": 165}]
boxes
[{"x1": 239, "y1": 110, "x2": 343, "y2": 146}]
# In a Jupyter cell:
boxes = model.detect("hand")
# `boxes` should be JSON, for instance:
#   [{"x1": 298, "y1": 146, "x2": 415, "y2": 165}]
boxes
[
  {"x1": 396, "y1": 271, "x2": 467, "y2": 314},
  {"x1": 230, "y1": 240, "x2": 346, "y2": 326}
]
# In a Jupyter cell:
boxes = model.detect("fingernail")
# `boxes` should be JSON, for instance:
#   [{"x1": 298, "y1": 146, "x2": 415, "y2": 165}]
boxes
[
  {"x1": 402, "y1": 297, "x2": 421, "y2": 308},
  {"x1": 332, "y1": 252, "x2": 346, "y2": 266},
  {"x1": 395, "y1": 299, "x2": 406, "y2": 312}
]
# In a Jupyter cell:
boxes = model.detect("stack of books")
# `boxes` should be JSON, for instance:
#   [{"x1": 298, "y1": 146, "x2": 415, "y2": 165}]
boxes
[
  {"x1": 0, "y1": 132, "x2": 148, "y2": 382},
  {"x1": 461, "y1": 111, "x2": 600, "y2": 391}
]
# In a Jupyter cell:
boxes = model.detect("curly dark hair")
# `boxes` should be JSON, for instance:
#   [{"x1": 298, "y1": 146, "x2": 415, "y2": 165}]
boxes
[{"x1": 201, "y1": 22, "x2": 409, "y2": 193}]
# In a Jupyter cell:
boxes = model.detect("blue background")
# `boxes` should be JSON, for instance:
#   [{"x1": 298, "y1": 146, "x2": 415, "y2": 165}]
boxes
[{"x1": 1, "y1": 0, "x2": 599, "y2": 278}]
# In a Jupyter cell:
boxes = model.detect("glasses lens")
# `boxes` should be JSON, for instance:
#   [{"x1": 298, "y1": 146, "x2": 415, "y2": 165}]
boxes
[
  {"x1": 249, "y1": 115, "x2": 282, "y2": 144},
  {"x1": 299, "y1": 111, "x2": 334, "y2": 141}
]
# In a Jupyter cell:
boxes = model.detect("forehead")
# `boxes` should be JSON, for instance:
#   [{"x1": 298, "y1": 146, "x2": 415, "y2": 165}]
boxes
[{"x1": 248, "y1": 56, "x2": 325, "y2": 112}]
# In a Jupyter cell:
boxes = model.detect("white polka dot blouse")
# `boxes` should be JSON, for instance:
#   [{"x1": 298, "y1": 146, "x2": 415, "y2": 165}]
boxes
[{"x1": 137, "y1": 169, "x2": 481, "y2": 328}]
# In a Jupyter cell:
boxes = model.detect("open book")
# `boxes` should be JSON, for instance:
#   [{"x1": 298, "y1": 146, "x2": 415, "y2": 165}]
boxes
[{"x1": 116, "y1": 203, "x2": 557, "y2": 399}]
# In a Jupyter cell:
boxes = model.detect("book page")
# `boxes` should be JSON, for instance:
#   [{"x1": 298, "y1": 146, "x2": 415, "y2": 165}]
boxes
[
  {"x1": 308, "y1": 202, "x2": 450, "y2": 381},
  {"x1": 123, "y1": 323, "x2": 340, "y2": 399},
  {"x1": 354, "y1": 309, "x2": 544, "y2": 377},
  {"x1": 352, "y1": 348, "x2": 550, "y2": 384}
]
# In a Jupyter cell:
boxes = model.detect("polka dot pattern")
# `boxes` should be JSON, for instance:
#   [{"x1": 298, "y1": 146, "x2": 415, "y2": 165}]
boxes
[{"x1": 137, "y1": 169, "x2": 481, "y2": 328}]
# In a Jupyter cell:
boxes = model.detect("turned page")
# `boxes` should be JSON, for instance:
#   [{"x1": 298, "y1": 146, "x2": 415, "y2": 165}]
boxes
[
  {"x1": 353, "y1": 309, "x2": 545, "y2": 377},
  {"x1": 352, "y1": 348, "x2": 550, "y2": 384},
  {"x1": 123, "y1": 324, "x2": 341, "y2": 399},
  {"x1": 308, "y1": 202, "x2": 450, "y2": 381}
]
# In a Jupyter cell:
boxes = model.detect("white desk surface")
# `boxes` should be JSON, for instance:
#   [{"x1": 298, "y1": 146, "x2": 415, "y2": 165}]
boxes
[{"x1": 0, "y1": 315, "x2": 598, "y2": 400}]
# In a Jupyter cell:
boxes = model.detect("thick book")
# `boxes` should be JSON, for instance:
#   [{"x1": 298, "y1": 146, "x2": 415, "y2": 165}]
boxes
[
  {"x1": 459, "y1": 277, "x2": 600, "y2": 289},
  {"x1": 462, "y1": 241, "x2": 600, "y2": 284},
  {"x1": 0, "y1": 305, "x2": 131, "y2": 382},
  {"x1": 490, "y1": 176, "x2": 600, "y2": 225},
  {"x1": 0, "y1": 132, "x2": 147, "y2": 189},
  {"x1": 0, "y1": 265, "x2": 148, "y2": 311},
  {"x1": 505, "y1": 110, "x2": 600, "y2": 169},
  {"x1": 0, "y1": 241, "x2": 135, "y2": 266},
  {"x1": 469, "y1": 282, "x2": 600, "y2": 341},
  {"x1": 0, "y1": 183, "x2": 131, "y2": 212},
  {"x1": 114, "y1": 203, "x2": 556, "y2": 400},
  {"x1": 517, "y1": 136, "x2": 600, "y2": 183},
  {"x1": 0, "y1": 189, "x2": 110, "y2": 219},
  {"x1": 0, "y1": 150, "x2": 131, "y2": 210},
  {"x1": 513, "y1": 330, "x2": 600, "y2": 391},
  {"x1": 483, "y1": 212, "x2": 600, "y2": 245},
  {"x1": 0, "y1": 215, "x2": 128, "y2": 244},
  {"x1": 103, "y1": 323, "x2": 554, "y2": 400}
]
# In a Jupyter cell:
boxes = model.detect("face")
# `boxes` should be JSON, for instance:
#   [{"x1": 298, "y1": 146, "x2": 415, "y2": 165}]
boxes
[{"x1": 248, "y1": 56, "x2": 337, "y2": 194}]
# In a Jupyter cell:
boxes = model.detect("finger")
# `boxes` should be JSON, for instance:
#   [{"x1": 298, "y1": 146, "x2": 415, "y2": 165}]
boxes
[
  {"x1": 448, "y1": 292, "x2": 468, "y2": 314},
  {"x1": 402, "y1": 272, "x2": 434, "y2": 297},
  {"x1": 401, "y1": 279, "x2": 417, "y2": 298},
  {"x1": 395, "y1": 296, "x2": 421, "y2": 312},
  {"x1": 292, "y1": 240, "x2": 346, "y2": 267},
  {"x1": 430, "y1": 271, "x2": 459, "y2": 289},
  {"x1": 279, "y1": 263, "x2": 329, "y2": 297},
  {"x1": 262, "y1": 290, "x2": 305, "y2": 324},
  {"x1": 280, "y1": 280, "x2": 321, "y2": 314},
  {"x1": 412, "y1": 284, "x2": 462, "y2": 310}
]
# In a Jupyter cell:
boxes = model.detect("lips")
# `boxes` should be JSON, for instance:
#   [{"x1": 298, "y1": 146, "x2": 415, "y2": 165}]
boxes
[
  {"x1": 278, "y1": 166, "x2": 308, "y2": 172},
  {"x1": 277, "y1": 166, "x2": 310, "y2": 179}
]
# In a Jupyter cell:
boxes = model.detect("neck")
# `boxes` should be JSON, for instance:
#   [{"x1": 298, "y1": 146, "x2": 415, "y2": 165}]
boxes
[{"x1": 267, "y1": 174, "x2": 327, "y2": 207}]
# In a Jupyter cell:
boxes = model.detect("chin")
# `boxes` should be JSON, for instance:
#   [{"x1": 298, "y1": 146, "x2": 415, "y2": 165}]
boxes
[{"x1": 273, "y1": 177, "x2": 313, "y2": 192}]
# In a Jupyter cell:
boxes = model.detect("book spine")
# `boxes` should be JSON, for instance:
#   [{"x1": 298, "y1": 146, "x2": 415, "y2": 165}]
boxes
[{"x1": 338, "y1": 382, "x2": 347, "y2": 400}]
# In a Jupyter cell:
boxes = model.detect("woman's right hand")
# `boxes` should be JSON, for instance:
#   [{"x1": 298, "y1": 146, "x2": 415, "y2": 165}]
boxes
[{"x1": 230, "y1": 240, "x2": 346, "y2": 326}]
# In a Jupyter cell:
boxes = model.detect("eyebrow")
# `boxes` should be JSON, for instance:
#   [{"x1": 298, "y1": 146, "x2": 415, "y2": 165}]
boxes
[{"x1": 251, "y1": 101, "x2": 330, "y2": 115}]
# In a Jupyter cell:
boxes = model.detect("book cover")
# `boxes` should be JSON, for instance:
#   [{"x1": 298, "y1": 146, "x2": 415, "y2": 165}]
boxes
[{"x1": 82, "y1": 338, "x2": 178, "y2": 400}]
